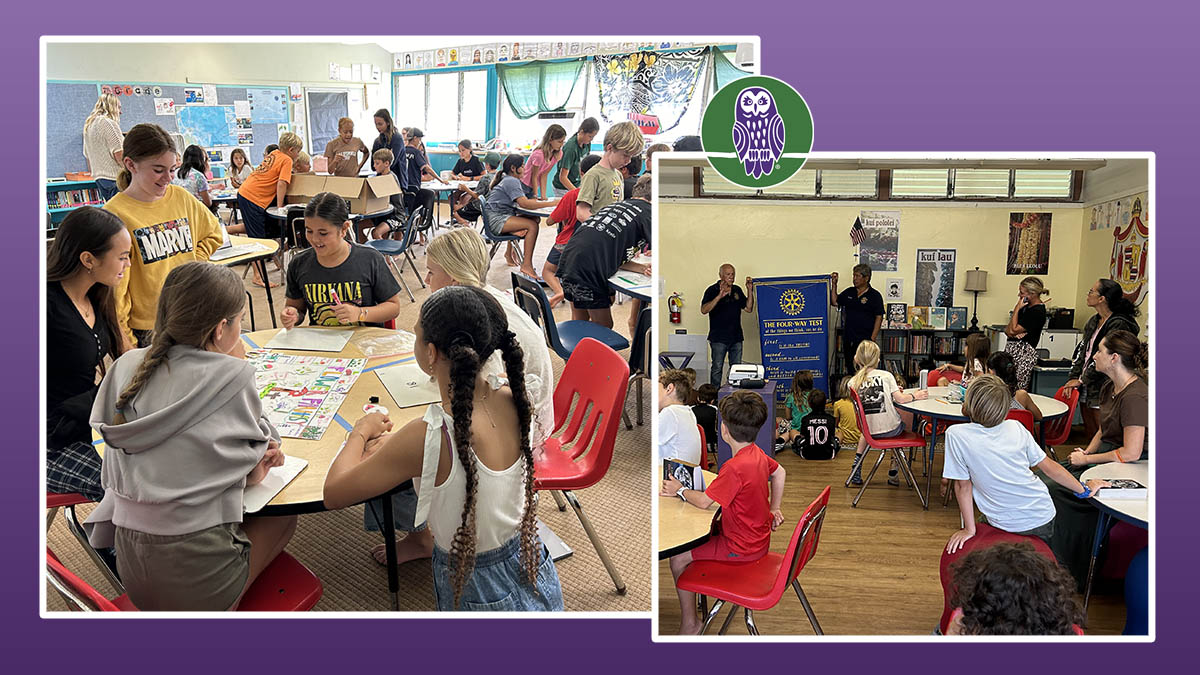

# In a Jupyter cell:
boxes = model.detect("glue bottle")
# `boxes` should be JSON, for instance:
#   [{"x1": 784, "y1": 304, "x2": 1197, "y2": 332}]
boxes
[{"x1": 362, "y1": 396, "x2": 389, "y2": 417}]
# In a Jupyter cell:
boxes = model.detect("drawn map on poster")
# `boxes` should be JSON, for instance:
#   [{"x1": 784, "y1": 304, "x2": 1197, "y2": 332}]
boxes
[
  {"x1": 247, "y1": 351, "x2": 366, "y2": 439},
  {"x1": 176, "y1": 106, "x2": 237, "y2": 148}
]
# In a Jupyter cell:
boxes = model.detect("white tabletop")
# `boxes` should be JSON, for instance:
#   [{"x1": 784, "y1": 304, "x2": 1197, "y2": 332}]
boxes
[
  {"x1": 420, "y1": 180, "x2": 475, "y2": 192},
  {"x1": 515, "y1": 204, "x2": 556, "y2": 218},
  {"x1": 895, "y1": 386, "x2": 1068, "y2": 421},
  {"x1": 607, "y1": 253, "x2": 653, "y2": 302},
  {"x1": 1081, "y1": 461, "x2": 1149, "y2": 526}
]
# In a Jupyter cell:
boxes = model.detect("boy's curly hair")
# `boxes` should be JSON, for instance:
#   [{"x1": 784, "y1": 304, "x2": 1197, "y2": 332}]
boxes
[{"x1": 950, "y1": 542, "x2": 1082, "y2": 635}]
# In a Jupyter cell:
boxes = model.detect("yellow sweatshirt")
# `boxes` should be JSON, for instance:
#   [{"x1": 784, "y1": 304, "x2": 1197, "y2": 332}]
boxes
[
  {"x1": 104, "y1": 185, "x2": 223, "y2": 342},
  {"x1": 832, "y1": 398, "x2": 862, "y2": 445}
]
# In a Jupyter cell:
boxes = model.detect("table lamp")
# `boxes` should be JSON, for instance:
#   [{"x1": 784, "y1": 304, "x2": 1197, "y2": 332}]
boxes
[{"x1": 965, "y1": 267, "x2": 988, "y2": 332}]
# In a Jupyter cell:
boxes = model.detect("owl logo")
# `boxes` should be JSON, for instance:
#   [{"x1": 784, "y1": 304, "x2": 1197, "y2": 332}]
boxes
[
  {"x1": 733, "y1": 87, "x2": 785, "y2": 180},
  {"x1": 780, "y1": 289, "x2": 805, "y2": 316}
]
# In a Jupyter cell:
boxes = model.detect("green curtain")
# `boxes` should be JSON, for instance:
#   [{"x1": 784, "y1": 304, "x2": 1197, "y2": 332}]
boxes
[
  {"x1": 713, "y1": 48, "x2": 750, "y2": 90},
  {"x1": 496, "y1": 60, "x2": 586, "y2": 119}
]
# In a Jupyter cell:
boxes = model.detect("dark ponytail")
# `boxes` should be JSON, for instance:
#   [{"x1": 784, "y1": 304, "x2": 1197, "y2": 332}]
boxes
[
  {"x1": 1097, "y1": 278, "x2": 1138, "y2": 317},
  {"x1": 305, "y1": 191, "x2": 352, "y2": 224},
  {"x1": 492, "y1": 153, "x2": 525, "y2": 191},
  {"x1": 177, "y1": 144, "x2": 207, "y2": 180},
  {"x1": 986, "y1": 352, "x2": 1020, "y2": 395}
]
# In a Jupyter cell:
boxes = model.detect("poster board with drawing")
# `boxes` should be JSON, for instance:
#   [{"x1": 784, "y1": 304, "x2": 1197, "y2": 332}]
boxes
[{"x1": 247, "y1": 351, "x2": 366, "y2": 439}]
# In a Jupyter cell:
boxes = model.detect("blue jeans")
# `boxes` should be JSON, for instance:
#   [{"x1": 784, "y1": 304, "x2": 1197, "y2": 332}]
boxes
[
  {"x1": 95, "y1": 178, "x2": 118, "y2": 202},
  {"x1": 709, "y1": 341, "x2": 743, "y2": 386},
  {"x1": 432, "y1": 534, "x2": 564, "y2": 611}
]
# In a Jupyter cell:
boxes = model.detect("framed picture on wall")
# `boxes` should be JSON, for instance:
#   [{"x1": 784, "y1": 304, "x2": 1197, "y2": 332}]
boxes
[
  {"x1": 929, "y1": 307, "x2": 948, "y2": 331},
  {"x1": 947, "y1": 307, "x2": 968, "y2": 330}
]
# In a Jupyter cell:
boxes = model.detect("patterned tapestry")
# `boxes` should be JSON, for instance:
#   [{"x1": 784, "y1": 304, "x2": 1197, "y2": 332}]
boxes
[
  {"x1": 593, "y1": 48, "x2": 707, "y2": 134},
  {"x1": 1007, "y1": 212, "x2": 1052, "y2": 275},
  {"x1": 1109, "y1": 195, "x2": 1149, "y2": 306}
]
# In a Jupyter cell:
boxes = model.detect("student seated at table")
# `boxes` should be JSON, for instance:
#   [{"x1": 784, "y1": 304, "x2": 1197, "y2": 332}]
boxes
[
  {"x1": 450, "y1": 152, "x2": 500, "y2": 228},
  {"x1": 643, "y1": 143, "x2": 670, "y2": 176},
  {"x1": 943, "y1": 375, "x2": 1107, "y2": 556},
  {"x1": 985, "y1": 351, "x2": 1043, "y2": 421},
  {"x1": 776, "y1": 370, "x2": 814, "y2": 448},
  {"x1": 263, "y1": 144, "x2": 279, "y2": 156},
  {"x1": 85, "y1": 262, "x2": 298, "y2": 611},
  {"x1": 944, "y1": 542, "x2": 1084, "y2": 635},
  {"x1": 236, "y1": 132, "x2": 304, "y2": 287},
  {"x1": 46, "y1": 207, "x2": 131, "y2": 500},
  {"x1": 324, "y1": 117, "x2": 369, "y2": 177},
  {"x1": 172, "y1": 144, "x2": 213, "y2": 208},
  {"x1": 661, "y1": 390, "x2": 786, "y2": 635},
  {"x1": 575, "y1": 121, "x2": 643, "y2": 224},
  {"x1": 846, "y1": 340, "x2": 925, "y2": 486},
  {"x1": 792, "y1": 389, "x2": 837, "y2": 460},
  {"x1": 104, "y1": 124, "x2": 224, "y2": 346},
  {"x1": 542, "y1": 154, "x2": 600, "y2": 308},
  {"x1": 228, "y1": 148, "x2": 252, "y2": 189},
  {"x1": 556, "y1": 175, "x2": 652, "y2": 330},
  {"x1": 367, "y1": 148, "x2": 408, "y2": 242},
  {"x1": 1043, "y1": 329, "x2": 1148, "y2": 586},
  {"x1": 279, "y1": 192, "x2": 402, "y2": 329},
  {"x1": 658, "y1": 369, "x2": 702, "y2": 466},
  {"x1": 483, "y1": 153, "x2": 558, "y2": 279},
  {"x1": 691, "y1": 383, "x2": 719, "y2": 459},
  {"x1": 939, "y1": 333, "x2": 989, "y2": 387},
  {"x1": 831, "y1": 376, "x2": 862, "y2": 451},
  {"x1": 324, "y1": 286, "x2": 564, "y2": 611}
]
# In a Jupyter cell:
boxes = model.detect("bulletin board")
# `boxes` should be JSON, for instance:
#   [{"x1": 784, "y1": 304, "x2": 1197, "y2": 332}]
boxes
[{"x1": 45, "y1": 81, "x2": 291, "y2": 179}]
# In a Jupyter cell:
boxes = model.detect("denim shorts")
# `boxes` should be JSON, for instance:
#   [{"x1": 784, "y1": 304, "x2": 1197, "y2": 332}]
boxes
[
  {"x1": 875, "y1": 423, "x2": 905, "y2": 438},
  {"x1": 545, "y1": 242, "x2": 565, "y2": 267},
  {"x1": 432, "y1": 534, "x2": 564, "y2": 611},
  {"x1": 484, "y1": 210, "x2": 509, "y2": 237}
]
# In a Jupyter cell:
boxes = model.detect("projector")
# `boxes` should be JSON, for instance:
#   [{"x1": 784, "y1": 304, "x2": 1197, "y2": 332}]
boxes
[{"x1": 728, "y1": 364, "x2": 766, "y2": 387}]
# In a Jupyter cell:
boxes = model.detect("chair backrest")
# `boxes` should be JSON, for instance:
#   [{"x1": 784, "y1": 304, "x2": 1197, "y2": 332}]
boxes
[
  {"x1": 46, "y1": 549, "x2": 121, "y2": 612},
  {"x1": 627, "y1": 306, "x2": 652, "y2": 375},
  {"x1": 511, "y1": 272, "x2": 563, "y2": 351},
  {"x1": 777, "y1": 486, "x2": 832, "y2": 591},
  {"x1": 291, "y1": 216, "x2": 308, "y2": 250},
  {"x1": 399, "y1": 206, "x2": 425, "y2": 250},
  {"x1": 549, "y1": 338, "x2": 630, "y2": 486},
  {"x1": 1043, "y1": 385, "x2": 1079, "y2": 446},
  {"x1": 848, "y1": 388, "x2": 882, "y2": 446},
  {"x1": 696, "y1": 423, "x2": 706, "y2": 463},
  {"x1": 1005, "y1": 407, "x2": 1036, "y2": 436},
  {"x1": 929, "y1": 367, "x2": 962, "y2": 384}
]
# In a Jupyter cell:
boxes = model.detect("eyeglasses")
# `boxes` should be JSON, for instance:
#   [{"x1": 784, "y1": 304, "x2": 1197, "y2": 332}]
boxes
[{"x1": 1087, "y1": 288, "x2": 1099, "y2": 296}]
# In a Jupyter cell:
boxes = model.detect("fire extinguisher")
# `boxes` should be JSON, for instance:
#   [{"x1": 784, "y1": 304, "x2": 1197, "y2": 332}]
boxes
[{"x1": 668, "y1": 293, "x2": 683, "y2": 324}]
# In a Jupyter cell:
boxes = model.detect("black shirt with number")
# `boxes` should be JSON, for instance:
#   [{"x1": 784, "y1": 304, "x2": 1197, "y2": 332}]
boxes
[
  {"x1": 47, "y1": 281, "x2": 113, "y2": 448},
  {"x1": 793, "y1": 410, "x2": 836, "y2": 460},
  {"x1": 703, "y1": 282, "x2": 748, "y2": 344},
  {"x1": 836, "y1": 285, "x2": 884, "y2": 344}
]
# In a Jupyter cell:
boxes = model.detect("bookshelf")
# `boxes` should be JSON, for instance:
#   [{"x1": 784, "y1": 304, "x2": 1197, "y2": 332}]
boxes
[
  {"x1": 46, "y1": 180, "x2": 103, "y2": 239},
  {"x1": 834, "y1": 327, "x2": 977, "y2": 386}
]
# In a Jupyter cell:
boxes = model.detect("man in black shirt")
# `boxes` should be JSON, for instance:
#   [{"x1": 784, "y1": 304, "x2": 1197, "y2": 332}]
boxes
[
  {"x1": 830, "y1": 263, "x2": 884, "y2": 376},
  {"x1": 701, "y1": 263, "x2": 756, "y2": 386}
]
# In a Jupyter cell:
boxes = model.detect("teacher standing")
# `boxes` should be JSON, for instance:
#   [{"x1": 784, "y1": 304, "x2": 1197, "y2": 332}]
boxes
[
  {"x1": 829, "y1": 264, "x2": 884, "y2": 378},
  {"x1": 82, "y1": 93, "x2": 124, "y2": 202},
  {"x1": 1064, "y1": 278, "x2": 1140, "y2": 440},
  {"x1": 1003, "y1": 276, "x2": 1049, "y2": 391}
]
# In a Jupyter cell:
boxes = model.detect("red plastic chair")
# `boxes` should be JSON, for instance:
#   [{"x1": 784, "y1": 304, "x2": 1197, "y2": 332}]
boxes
[
  {"x1": 384, "y1": 318, "x2": 396, "y2": 330},
  {"x1": 1006, "y1": 408, "x2": 1036, "y2": 436},
  {"x1": 677, "y1": 486, "x2": 831, "y2": 635},
  {"x1": 1042, "y1": 385, "x2": 1080, "y2": 448},
  {"x1": 697, "y1": 424, "x2": 712, "y2": 471},
  {"x1": 47, "y1": 548, "x2": 323, "y2": 612},
  {"x1": 845, "y1": 389, "x2": 929, "y2": 508},
  {"x1": 928, "y1": 367, "x2": 962, "y2": 385},
  {"x1": 536, "y1": 337, "x2": 631, "y2": 594},
  {"x1": 46, "y1": 492, "x2": 124, "y2": 594}
]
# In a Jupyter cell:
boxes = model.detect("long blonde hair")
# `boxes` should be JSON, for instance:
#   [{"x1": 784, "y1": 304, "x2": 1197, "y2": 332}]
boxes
[
  {"x1": 849, "y1": 340, "x2": 882, "y2": 392},
  {"x1": 427, "y1": 228, "x2": 489, "y2": 288},
  {"x1": 83, "y1": 93, "x2": 120, "y2": 135}
]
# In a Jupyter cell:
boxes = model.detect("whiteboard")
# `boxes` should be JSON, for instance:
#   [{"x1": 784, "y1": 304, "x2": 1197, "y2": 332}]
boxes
[{"x1": 305, "y1": 89, "x2": 349, "y2": 155}]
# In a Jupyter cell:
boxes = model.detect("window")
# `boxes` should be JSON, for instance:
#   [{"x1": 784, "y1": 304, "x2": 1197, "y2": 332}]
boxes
[
  {"x1": 762, "y1": 169, "x2": 817, "y2": 196},
  {"x1": 394, "y1": 75, "x2": 425, "y2": 132},
  {"x1": 425, "y1": 72, "x2": 458, "y2": 142},
  {"x1": 953, "y1": 169, "x2": 1009, "y2": 198},
  {"x1": 498, "y1": 65, "x2": 588, "y2": 148},
  {"x1": 892, "y1": 169, "x2": 949, "y2": 198},
  {"x1": 819, "y1": 170, "x2": 877, "y2": 198},
  {"x1": 460, "y1": 70, "x2": 488, "y2": 142},
  {"x1": 1013, "y1": 169, "x2": 1073, "y2": 198}
]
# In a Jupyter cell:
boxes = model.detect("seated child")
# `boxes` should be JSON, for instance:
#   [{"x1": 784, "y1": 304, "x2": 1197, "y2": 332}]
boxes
[
  {"x1": 945, "y1": 541, "x2": 1084, "y2": 635},
  {"x1": 483, "y1": 153, "x2": 558, "y2": 279},
  {"x1": 776, "y1": 370, "x2": 813, "y2": 448},
  {"x1": 793, "y1": 389, "x2": 837, "y2": 460},
  {"x1": 367, "y1": 148, "x2": 409, "y2": 242},
  {"x1": 662, "y1": 390, "x2": 786, "y2": 635},
  {"x1": 691, "y1": 383, "x2": 719, "y2": 457},
  {"x1": 556, "y1": 175, "x2": 652, "y2": 330},
  {"x1": 542, "y1": 154, "x2": 600, "y2": 307},
  {"x1": 986, "y1": 352, "x2": 1043, "y2": 421},
  {"x1": 446, "y1": 139, "x2": 485, "y2": 225},
  {"x1": 658, "y1": 369, "x2": 702, "y2": 466},
  {"x1": 831, "y1": 377, "x2": 862, "y2": 450},
  {"x1": 940, "y1": 333, "x2": 989, "y2": 386},
  {"x1": 85, "y1": 262, "x2": 297, "y2": 610},
  {"x1": 323, "y1": 285, "x2": 564, "y2": 611},
  {"x1": 451, "y1": 152, "x2": 500, "y2": 227},
  {"x1": 847, "y1": 340, "x2": 926, "y2": 487},
  {"x1": 943, "y1": 375, "x2": 1108, "y2": 554}
]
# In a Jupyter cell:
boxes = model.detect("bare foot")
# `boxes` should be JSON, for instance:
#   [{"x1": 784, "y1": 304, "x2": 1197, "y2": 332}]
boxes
[
  {"x1": 548, "y1": 292, "x2": 565, "y2": 308},
  {"x1": 504, "y1": 250, "x2": 521, "y2": 268},
  {"x1": 252, "y1": 277, "x2": 280, "y2": 289},
  {"x1": 519, "y1": 267, "x2": 542, "y2": 282},
  {"x1": 677, "y1": 619, "x2": 703, "y2": 635},
  {"x1": 371, "y1": 530, "x2": 434, "y2": 566}
]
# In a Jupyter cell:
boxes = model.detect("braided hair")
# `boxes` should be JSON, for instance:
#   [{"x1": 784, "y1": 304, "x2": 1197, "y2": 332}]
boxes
[
  {"x1": 112, "y1": 262, "x2": 245, "y2": 423},
  {"x1": 418, "y1": 286, "x2": 537, "y2": 608}
]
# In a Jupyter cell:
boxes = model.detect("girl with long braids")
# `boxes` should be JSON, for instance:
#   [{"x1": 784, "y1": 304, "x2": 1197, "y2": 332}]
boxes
[
  {"x1": 324, "y1": 286, "x2": 563, "y2": 611},
  {"x1": 84, "y1": 262, "x2": 297, "y2": 610}
]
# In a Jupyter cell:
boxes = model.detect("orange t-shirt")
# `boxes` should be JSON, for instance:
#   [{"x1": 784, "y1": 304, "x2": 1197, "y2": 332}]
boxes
[{"x1": 237, "y1": 150, "x2": 294, "y2": 208}]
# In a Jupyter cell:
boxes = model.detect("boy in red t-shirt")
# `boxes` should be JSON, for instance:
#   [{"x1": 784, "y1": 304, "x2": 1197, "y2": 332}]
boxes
[
  {"x1": 662, "y1": 390, "x2": 787, "y2": 635},
  {"x1": 542, "y1": 154, "x2": 601, "y2": 307}
]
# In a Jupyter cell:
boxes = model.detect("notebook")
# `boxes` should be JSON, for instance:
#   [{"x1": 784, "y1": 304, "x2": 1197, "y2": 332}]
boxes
[
  {"x1": 1099, "y1": 478, "x2": 1147, "y2": 499},
  {"x1": 265, "y1": 327, "x2": 354, "y2": 352},
  {"x1": 376, "y1": 363, "x2": 442, "y2": 408},
  {"x1": 663, "y1": 458, "x2": 706, "y2": 492},
  {"x1": 244, "y1": 454, "x2": 308, "y2": 513}
]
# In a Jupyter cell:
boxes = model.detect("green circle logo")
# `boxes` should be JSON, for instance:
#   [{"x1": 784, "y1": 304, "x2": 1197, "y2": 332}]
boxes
[{"x1": 701, "y1": 76, "x2": 814, "y2": 189}]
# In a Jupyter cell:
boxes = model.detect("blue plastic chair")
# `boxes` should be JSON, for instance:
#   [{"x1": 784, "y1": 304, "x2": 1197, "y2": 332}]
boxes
[
  {"x1": 510, "y1": 272, "x2": 629, "y2": 360},
  {"x1": 1123, "y1": 546, "x2": 1148, "y2": 635},
  {"x1": 480, "y1": 201, "x2": 524, "y2": 264},
  {"x1": 367, "y1": 207, "x2": 426, "y2": 302}
]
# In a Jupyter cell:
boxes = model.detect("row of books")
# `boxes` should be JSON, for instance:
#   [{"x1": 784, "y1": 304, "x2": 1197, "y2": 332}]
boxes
[
  {"x1": 48, "y1": 187, "x2": 103, "y2": 210},
  {"x1": 886, "y1": 303, "x2": 969, "y2": 330}
]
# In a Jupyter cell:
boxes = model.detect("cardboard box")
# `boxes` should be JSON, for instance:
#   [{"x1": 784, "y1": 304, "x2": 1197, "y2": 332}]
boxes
[{"x1": 286, "y1": 174, "x2": 401, "y2": 215}]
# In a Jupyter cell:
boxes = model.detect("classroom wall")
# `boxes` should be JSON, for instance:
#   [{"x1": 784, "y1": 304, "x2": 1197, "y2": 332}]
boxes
[{"x1": 657, "y1": 199, "x2": 1084, "y2": 363}]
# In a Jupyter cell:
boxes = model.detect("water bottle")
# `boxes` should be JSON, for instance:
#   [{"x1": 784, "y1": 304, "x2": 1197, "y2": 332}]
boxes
[{"x1": 918, "y1": 369, "x2": 929, "y2": 390}]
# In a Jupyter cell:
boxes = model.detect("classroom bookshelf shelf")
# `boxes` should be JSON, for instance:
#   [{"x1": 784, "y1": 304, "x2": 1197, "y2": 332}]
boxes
[
  {"x1": 46, "y1": 179, "x2": 102, "y2": 239},
  {"x1": 834, "y1": 327, "x2": 977, "y2": 386}
]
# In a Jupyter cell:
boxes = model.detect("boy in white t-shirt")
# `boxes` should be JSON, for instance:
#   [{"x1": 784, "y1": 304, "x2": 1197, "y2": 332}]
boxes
[
  {"x1": 943, "y1": 375, "x2": 1110, "y2": 554},
  {"x1": 658, "y1": 369, "x2": 702, "y2": 466}
]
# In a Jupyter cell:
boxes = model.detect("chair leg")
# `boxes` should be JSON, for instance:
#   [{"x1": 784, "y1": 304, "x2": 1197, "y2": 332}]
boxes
[
  {"x1": 64, "y1": 504, "x2": 124, "y2": 595},
  {"x1": 387, "y1": 256, "x2": 416, "y2": 303},
  {"x1": 551, "y1": 490, "x2": 567, "y2": 512},
  {"x1": 892, "y1": 449, "x2": 928, "y2": 509},
  {"x1": 844, "y1": 450, "x2": 869, "y2": 488},
  {"x1": 244, "y1": 291, "x2": 256, "y2": 332},
  {"x1": 942, "y1": 479, "x2": 955, "y2": 507},
  {"x1": 46, "y1": 506, "x2": 59, "y2": 531},
  {"x1": 563, "y1": 490, "x2": 626, "y2": 594},
  {"x1": 717, "y1": 603, "x2": 740, "y2": 635},
  {"x1": 636, "y1": 377, "x2": 643, "y2": 426},
  {"x1": 743, "y1": 607, "x2": 760, "y2": 635},
  {"x1": 405, "y1": 250, "x2": 426, "y2": 288},
  {"x1": 792, "y1": 580, "x2": 825, "y2": 635},
  {"x1": 698, "y1": 598, "x2": 725, "y2": 634},
  {"x1": 852, "y1": 451, "x2": 888, "y2": 507},
  {"x1": 621, "y1": 409, "x2": 633, "y2": 431}
]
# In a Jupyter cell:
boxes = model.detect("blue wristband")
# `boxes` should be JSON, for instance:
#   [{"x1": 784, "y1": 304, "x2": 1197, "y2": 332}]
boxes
[{"x1": 1074, "y1": 485, "x2": 1092, "y2": 499}]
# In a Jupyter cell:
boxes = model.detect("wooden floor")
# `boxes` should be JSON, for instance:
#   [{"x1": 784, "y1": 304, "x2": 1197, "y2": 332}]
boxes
[{"x1": 657, "y1": 436, "x2": 1129, "y2": 636}]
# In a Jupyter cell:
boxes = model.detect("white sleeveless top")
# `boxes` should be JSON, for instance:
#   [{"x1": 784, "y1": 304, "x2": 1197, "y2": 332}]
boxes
[{"x1": 414, "y1": 382, "x2": 527, "y2": 554}]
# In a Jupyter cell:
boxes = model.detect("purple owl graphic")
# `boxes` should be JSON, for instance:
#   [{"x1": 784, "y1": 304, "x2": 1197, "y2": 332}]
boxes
[{"x1": 732, "y1": 87, "x2": 785, "y2": 179}]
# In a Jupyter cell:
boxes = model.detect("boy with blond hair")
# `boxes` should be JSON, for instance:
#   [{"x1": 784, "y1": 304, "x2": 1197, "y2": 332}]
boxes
[{"x1": 575, "y1": 121, "x2": 644, "y2": 223}]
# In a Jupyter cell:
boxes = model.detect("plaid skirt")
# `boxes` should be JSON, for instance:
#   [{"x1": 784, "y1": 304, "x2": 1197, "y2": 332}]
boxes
[{"x1": 47, "y1": 441, "x2": 104, "y2": 501}]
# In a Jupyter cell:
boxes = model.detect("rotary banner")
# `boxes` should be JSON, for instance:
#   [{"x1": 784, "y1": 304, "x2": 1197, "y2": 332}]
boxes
[{"x1": 753, "y1": 276, "x2": 832, "y2": 396}]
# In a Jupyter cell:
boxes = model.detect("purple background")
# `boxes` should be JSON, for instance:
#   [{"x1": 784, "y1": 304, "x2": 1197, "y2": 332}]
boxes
[{"x1": 12, "y1": 2, "x2": 1193, "y2": 665}]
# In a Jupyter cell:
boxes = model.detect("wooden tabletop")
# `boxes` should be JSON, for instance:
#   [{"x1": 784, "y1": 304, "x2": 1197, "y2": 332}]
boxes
[
  {"x1": 212, "y1": 235, "x2": 280, "y2": 267},
  {"x1": 1081, "y1": 460, "x2": 1149, "y2": 527},
  {"x1": 658, "y1": 470, "x2": 718, "y2": 558},
  {"x1": 894, "y1": 386, "x2": 1069, "y2": 421},
  {"x1": 94, "y1": 326, "x2": 427, "y2": 514}
]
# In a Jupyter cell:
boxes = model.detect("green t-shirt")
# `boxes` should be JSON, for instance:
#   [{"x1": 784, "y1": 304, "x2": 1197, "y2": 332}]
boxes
[
  {"x1": 576, "y1": 164, "x2": 623, "y2": 214},
  {"x1": 553, "y1": 133, "x2": 590, "y2": 191}
]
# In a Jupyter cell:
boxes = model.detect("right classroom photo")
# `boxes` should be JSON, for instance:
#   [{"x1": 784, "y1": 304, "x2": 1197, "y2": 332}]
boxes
[{"x1": 655, "y1": 154, "x2": 1151, "y2": 637}]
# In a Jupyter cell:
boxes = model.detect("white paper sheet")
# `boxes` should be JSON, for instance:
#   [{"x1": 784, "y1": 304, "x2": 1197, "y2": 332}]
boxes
[
  {"x1": 234, "y1": 99, "x2": 251, "y2": 118},
  {"x1": 376, "y1": 363, "x2": 442, "y2": 408},
  {"x1": 265, "y1": 327, "x2": 354, "y2": 352},
  {"x1": 243, "y1": 455, "x2": 308, "y2": 513}
]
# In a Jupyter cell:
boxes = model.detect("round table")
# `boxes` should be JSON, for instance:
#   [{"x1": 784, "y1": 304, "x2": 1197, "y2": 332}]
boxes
[
  {"x1": 514, "y1": 204, "x2": 556, "y2": 219},
  {"x1": 894, "y1": 386, "x2": 1070, "y2": 508},
  {"x1": 1080, "y1": 461, "x2": 1149, "y2": 617},
  {"x1": 658, "y1": 470, "x2": 718, "y2": 559},
  {"x1": 214, "y1": 235, "x2": 280, "y2": 330}
]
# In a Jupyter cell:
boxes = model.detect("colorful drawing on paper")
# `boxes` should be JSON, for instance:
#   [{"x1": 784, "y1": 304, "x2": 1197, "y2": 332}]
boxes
[
  {"x1": 1110, "y1": 196, "x2": 1149, "y2": 306},
  {"x1": 247, "y1": 351, "x2": 366, "y2": 440},
  {"x1": 859, "y1": 210, "x2": 899, "y2": 271},
  {"x1": 1090, "y1": 192, "x2": 1146, "y2": 231},
  {"x1": 1007, "y1": 212, "x2": 1052, "y2": 275}
]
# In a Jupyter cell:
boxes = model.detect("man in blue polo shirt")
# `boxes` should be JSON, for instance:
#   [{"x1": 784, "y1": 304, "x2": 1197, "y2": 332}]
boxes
[
  {"x1": 830, "y1": 264, "x2": 885, "y2": 374},
  {"x1": 701, "y1": 263, "x2": 756, "y2": 386}
]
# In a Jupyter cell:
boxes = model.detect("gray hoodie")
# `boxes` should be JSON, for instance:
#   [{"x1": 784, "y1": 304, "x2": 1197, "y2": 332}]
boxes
[{"x1": 84, "y1": 345, "x2": 280, "y2": 548}]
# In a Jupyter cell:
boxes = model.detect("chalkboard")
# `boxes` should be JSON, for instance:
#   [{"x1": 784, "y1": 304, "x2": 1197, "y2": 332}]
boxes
[
  {"x1": 306, "y1": 90, "x2": 349, "y2": 155},
  {"x1": 46, "y1": 81, "x2": 289, "y2": 178}
]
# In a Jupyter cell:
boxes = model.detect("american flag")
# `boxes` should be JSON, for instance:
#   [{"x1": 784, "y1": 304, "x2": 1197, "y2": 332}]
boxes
[{"x1": 849, "y1": 216, "x2": 866, "y2": 246}]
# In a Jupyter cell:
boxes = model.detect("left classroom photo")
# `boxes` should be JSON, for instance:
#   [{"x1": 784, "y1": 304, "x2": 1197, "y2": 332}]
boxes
[{"x1": 40, "y1": 36, "x2": 753, "y2": 613}]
